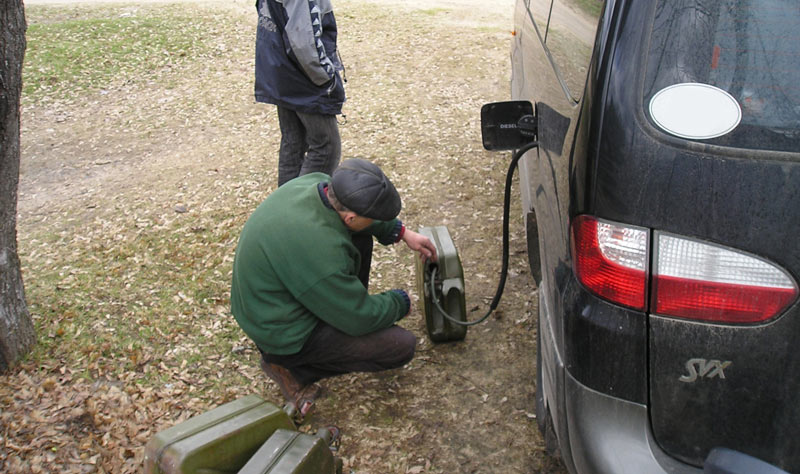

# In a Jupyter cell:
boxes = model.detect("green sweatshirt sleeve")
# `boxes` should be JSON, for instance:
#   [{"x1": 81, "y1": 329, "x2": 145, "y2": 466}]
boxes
[
  {"x1": 296, "y1": 270, "x2": 407, "y2": 336},
  {"x1": 361, "y1": 218, "x2": 403, "y2": 245}
]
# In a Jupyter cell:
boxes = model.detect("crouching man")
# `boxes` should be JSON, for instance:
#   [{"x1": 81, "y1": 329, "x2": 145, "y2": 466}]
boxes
[{"x1": 231, "y1": 159, "x2": 437, "y2": 416}]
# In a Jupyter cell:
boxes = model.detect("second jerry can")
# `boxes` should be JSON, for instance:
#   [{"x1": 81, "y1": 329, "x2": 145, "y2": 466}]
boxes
[
  {"x1": 414, "y1": 226, "x2": 468, "y2": 342},
  {"x1": 238, "y1": 427, "x2": 343, "y2": 474},
  {"x1": 143, "y1": 394, "x2": 296, "y2": 474}
]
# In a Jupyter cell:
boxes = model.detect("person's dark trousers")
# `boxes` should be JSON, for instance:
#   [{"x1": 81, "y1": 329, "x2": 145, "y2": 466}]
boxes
[
  {"x1": 260, "y1": 232, "x2": 415, "y2": 386},
  {"x1": 260, "y1": 322, "x2": 416, "y2": 386},
  {"x1": 276, "y1": 106, "x2": 341, "y2": 186}
]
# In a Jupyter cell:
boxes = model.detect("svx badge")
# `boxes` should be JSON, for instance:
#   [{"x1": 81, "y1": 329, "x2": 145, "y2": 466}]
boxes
[{"x1": 679, "y1": 358, "x2": 732, "y2": 383}]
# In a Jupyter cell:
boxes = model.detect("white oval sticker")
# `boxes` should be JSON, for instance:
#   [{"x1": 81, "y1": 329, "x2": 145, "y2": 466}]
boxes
[{"x1": 649, "y1": 83, "x2": 742, "y2": 140}]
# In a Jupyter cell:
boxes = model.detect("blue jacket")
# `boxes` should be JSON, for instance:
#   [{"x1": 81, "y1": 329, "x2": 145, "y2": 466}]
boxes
[{"x1": 255, "y1": 0, "x2": 345, "y2": 115}]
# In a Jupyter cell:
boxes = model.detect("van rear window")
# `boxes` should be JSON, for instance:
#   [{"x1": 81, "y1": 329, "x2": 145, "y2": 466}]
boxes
[{"x1": 644, "y1": 0, "x2": 800, "y2": 153}]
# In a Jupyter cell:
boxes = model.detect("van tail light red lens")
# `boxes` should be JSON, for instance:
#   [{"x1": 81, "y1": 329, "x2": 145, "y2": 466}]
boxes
[
  {"x1": 652, "y1": 234, "x2": 798, "y2": 323},
  {"x1": 571, "y1": 216, "x2": 799, "y2": 323},
  {"x1": 571, "y1": 216, "x2": 648, "y2": 310}
]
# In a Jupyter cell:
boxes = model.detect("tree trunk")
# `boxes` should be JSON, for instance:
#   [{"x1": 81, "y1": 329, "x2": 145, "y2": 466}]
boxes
[{"x1": 0, "y1": 0, "x2": 35, "y2": 372}]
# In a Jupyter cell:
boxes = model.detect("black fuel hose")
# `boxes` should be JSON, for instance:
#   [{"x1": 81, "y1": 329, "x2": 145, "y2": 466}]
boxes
[{"x1": 427, "y1": 141, "x2": 538, "y2": 326}]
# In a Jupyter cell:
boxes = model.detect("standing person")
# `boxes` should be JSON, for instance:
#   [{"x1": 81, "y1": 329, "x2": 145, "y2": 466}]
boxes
[
  {"x1": 231, "y1": 159, "x2": 437, "y2": 417},
  {"x1": 255, "y1": 0, "x2": 345, "y2": 186}
]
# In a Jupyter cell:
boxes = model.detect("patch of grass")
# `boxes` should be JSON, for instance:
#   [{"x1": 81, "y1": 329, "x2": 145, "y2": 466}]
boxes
[
  {"x1": 476, "y1": 25, "x2": 512, "y2": 34},
  {"x1": 23, "y1": 5, "x2": 239, "y2": 101},
  {"x1": 21, "y1": 202, "x2": 243, "y2": 388},
  {"x1": 419, "y1": 8, "x2": 448, "y2": 16}
]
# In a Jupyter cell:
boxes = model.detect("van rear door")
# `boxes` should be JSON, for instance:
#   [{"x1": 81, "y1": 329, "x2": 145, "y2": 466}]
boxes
[{"x1": 641, "y1": 1, "x2": 800, "y2": 470}]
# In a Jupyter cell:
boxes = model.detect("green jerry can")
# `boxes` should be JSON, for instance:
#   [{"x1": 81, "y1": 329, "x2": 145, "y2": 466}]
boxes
[
  {"x1": 237, "y1": 428, "x2": 343, "y2": 474},
  {"x1": 414, "y1": 226, "x2": 468, "y2": 342},
  {"x1": 143, "y1": 394, "x2": 296, "y2": 474}
]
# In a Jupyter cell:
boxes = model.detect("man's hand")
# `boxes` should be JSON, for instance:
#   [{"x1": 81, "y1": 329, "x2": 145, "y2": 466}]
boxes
[{"x1": 402, "y1": 229, "x2": 438, "y2": 263}]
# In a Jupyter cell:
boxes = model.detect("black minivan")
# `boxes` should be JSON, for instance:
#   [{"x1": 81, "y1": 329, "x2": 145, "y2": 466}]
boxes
[{"x1": 482, "y1": 0, "x2": 800, "y2": 472}]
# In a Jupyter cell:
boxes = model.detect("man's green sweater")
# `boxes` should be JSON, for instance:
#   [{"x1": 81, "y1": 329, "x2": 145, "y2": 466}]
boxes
[{"x1": 231, "y1": 173, "x2": 410, "y2": 355}]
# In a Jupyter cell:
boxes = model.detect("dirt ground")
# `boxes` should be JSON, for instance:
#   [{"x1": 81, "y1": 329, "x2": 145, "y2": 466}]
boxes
[{"x1": 10, "y1": 0, "x2": 568, "y2": 472}]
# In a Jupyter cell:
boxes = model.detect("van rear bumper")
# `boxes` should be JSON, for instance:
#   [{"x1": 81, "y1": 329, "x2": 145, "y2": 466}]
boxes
[{"x1": 564, "y1": 371, "x2": 701, "y2": 474}]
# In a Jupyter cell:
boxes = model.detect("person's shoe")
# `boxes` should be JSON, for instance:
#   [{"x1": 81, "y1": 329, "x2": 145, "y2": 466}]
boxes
[
  {"x1": 259, "y1": 358, "x2": 303, "y2": 402},
  {"x1": 258, "y1": 358, "x2": 324, "y2": 422},
  {"x1": 294, "y1": 383, "x2": 324, "y2": 418}
]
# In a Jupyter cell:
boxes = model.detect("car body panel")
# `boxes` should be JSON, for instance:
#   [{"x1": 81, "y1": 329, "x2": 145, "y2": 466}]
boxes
[
  {"x1": 600, "y1": 1, "x2": 800, "y2": 468},
  {"x1": 509, "y1": 0, "x2": 800, "y2": 471},
  {"x1": 565, "y1": 371, "x2": 702, "y2": 474},
  {"x1": 650, "y1": 313, "x2": 800, "y2": 469}
]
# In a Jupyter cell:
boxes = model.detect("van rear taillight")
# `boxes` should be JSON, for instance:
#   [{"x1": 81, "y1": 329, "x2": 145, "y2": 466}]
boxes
[
  {"x1": 572, "y1": 216, "x2": 648, "y2": 310},
  {"x1": 652, "y1": 234, "x2": 798, "y2": 323},
  {"x1": 571, "y1": 216, "x2": 799, "y2": 322}
]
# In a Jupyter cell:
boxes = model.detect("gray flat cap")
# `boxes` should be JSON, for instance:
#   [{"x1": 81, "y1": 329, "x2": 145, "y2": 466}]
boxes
[{"x1": 330, "y1": 159, "x2": 401, "y2": 221}]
